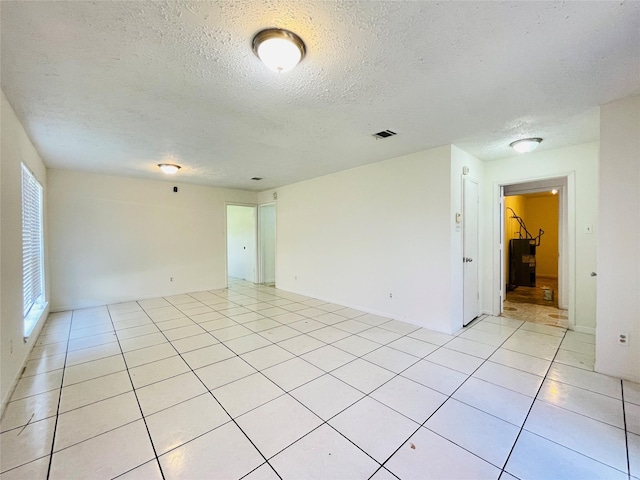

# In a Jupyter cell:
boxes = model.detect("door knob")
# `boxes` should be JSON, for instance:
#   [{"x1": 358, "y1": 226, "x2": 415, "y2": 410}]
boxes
[
  {"x1": 590, "y1": 272, "x2": 597, "y2": 277},
  {"x1": 463, "y1": 257, "x2": 474, "y2": 263}
]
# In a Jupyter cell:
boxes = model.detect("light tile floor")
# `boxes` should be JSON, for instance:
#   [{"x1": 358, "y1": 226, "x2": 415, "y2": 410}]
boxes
[
  {"x1": 1, "y1": 279, "x2": 638, "y2": 479},
  {"x1": 502, "y1": 300, "x2": 570, "y2": 329}
]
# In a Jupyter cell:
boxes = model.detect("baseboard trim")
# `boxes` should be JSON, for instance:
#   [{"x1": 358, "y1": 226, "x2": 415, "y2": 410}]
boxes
[
  {"x1": 1, "y1": 305, "x2": 50, "y2": 417},
  {"x1": 50, "y1": 285, "x2": 230, "y2": 313},
  {"x1": 573, "y1": 325, "x2": 596, "y2": 335},
  {"x1": 272, "y1": 285, "x2": 454, "y2": 334}
]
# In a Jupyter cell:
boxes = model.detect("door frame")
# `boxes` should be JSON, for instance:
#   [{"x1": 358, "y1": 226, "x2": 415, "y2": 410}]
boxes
[
  {"x1": 463, "y1": 177, "x2": 480, "y2": 326},
  {"x1": 257, "y1": 202, "x2": 276, "y2": 285},
  {"x1": 493, "y1": 172, "x2": 575, "y2": 330},
  {"x1": 225, "y1": 202, "x2": 258, "y2": 286}
]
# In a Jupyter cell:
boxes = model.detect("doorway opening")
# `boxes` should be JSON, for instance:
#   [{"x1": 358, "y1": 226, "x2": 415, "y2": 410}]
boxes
[
  {"x1": 258, "y1": 203, "x2": 276, "y2": 286},
  {"x1": 226, "y1": 204, "x2": 257, "y2": 284},
  {"x1": 498, "y1": 176, "x2": 572, "y2": 329}
]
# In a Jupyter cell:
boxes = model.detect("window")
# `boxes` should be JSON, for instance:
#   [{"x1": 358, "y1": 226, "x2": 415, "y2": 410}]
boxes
[{"x1": 22, "y1": 164, "x2": 45, "y2": 337}]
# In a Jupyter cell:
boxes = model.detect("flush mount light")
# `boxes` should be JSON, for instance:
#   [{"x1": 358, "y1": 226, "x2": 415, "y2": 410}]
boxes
[
  {"x1": 509, "y1": 137, "x2": 543, "y2": 154},
  {"x1": 158, "y1": 163, "x2": 181, "y2": 174},
  {"x1": 551, "y1": 189, "x2": 558, "y2": 195},
  {"x1": 252, "y1": 28, "x2": 306, "y2": 73}
]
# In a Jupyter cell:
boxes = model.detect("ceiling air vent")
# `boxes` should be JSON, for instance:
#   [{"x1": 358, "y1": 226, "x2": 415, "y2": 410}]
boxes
[
  {"x1": 373, "y1": 130, "x2": 397, "y2": 139},
  {"x1": 251, "y1": 177, "x2": 263, "y2": 181}
]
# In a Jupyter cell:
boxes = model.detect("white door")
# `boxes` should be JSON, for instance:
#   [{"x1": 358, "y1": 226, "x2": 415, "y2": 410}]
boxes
[
  {"x1": 499, "y1": 186, "x2": 505, "y2": 315},
  {"x1": 226, "y1": 205, "x2": 257, "y2": 282},
  {"x1": 258, "y1": 203, "x2": 276, "y2": 285},
  {"x1": 463, "y1": 178, "x2": 480, "y2": 326}
]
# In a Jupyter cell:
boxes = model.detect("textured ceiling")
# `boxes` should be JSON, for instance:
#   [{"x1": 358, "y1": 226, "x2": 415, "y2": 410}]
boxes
[{"x1": 1, "y1": 1, "x2": 639, "y2": 191}]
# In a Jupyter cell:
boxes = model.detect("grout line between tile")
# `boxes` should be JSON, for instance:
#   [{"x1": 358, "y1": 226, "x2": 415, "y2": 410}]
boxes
[
  {"x1": 226, "y1": 311, "x2": 468, "y2": 474},
  {"x1": 21, "y1": 283, "x2": 626, "y2": 480},
  {"x1": 372, "y1": 315, "x2": 532, "y2": 476},
  {"x1": 622, "y1": 380, "x2": 632, "y2": 480},
  {"x1": 162, "y1": 292, "x2": 392, "y2": 474},
  {"x1": 141, "y1": 302, "x2": 285, "y2": 480},
  {"x1": 45, "y1": 309, "x2": 73, "y2": 480},
  {"x1": 498, "y1": 326, "x2": 568, "y2": 476},
  {"x1": 106, "y1": 304, "x2": 167, "y2": 480},
  {"x1": 238, "y1": 461, "x2": 280, "y2": 480}
]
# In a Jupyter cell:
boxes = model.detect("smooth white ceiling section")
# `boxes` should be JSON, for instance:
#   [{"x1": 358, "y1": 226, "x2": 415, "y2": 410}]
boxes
[{"x1": 1, "y1": 1, "x2": 639, "y2": 191}]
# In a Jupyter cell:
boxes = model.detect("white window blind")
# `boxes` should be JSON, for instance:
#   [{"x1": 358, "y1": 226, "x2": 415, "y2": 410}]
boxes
[{"x1": 22, "y1": 164, "x2": 45, "y2": 319}]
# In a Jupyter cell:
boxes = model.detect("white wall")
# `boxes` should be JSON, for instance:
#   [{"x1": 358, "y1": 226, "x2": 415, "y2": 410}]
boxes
[
  {"x1": 523, "y1": 195, "x2": 560, "y2": 278},
  {"x1": 1, "y1": 90, "x2": 50, "y2": 411},
  {"x1": 269, "y1": 145, "x2": 469, "y2": 334},
  {"x1": 227, "y1": 205, "x2": 256, "y2": 282},
  {"x1": 48, "y1": 170, "x2": 256, "y2": 311},
  {"x1": 482, "y1": 142, "x2": 599, "y2": 333},
  {"x1": 596, "y1": 95, "x2": 640, "y2": 382}
]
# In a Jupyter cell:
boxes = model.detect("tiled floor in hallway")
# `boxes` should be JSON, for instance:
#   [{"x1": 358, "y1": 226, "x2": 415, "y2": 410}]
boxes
[{"x1": 1, "y1": 279, "x2": 638, "y2": 479}]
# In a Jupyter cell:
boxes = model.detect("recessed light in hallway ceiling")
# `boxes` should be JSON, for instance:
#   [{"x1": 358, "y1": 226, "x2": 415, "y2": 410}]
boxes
[{"x1": 510, "y1": 138, "x2": 543, "y2": 154}]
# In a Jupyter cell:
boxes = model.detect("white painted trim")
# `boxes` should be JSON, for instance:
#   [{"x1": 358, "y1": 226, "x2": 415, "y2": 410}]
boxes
[
  {"x1": 556, "y1": 184, "x2": 569, "y2": 310},
  {"x1": 499, "y1": 186, "x2": 505, "y2": 315},
  {"x1": 49, "y1": 287, "x2": 226, "y2": 312},
  {"x1": 493, "y1": 172, "x2": 576, "y2": 331},
  {"x1": 257, "y1": 202, "x2": 277, "y2": 285},
  {"x1": 566, "y1": 172, "x2": 576, "y2": 330},
  {"x1": 574, "y1": 325, "x2": 596, "y2": 335},
  {"x1": 1, "y1": 369, "x2": 25, "y2": 419},
  {"x1": 50, "y1": 304, "x2": 106, "y2": 312},
  {"x1": 462, "y1": 176, "x2": 480, "y2": 325},
  {"x1": 0, "y1": 304, "x2": 50, "y2": 417},
  {"x1": 275, "y1": 286, "x2": 456, "y2": 334},
  {"x1": 492, "y1": 182, "x2": 502, "y2": 316}
]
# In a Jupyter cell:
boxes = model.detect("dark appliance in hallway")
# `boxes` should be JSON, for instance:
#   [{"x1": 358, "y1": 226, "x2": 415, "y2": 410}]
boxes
[
  {"x1": 509, "y1": 238, "x2": 537, "y2": 287},
  {"x1": 506, "y1": 207, "x2": 544, "y2": 290}
]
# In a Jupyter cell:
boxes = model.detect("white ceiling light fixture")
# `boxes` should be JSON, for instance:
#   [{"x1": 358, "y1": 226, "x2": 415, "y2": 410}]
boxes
[
  {"x1": 158, "y1": 163, "x2": 181, "y2": 174},
  {"x1": 509, "y1": 137, "x2": 543, "y2": 154},
  {"x1": 253, "y1": 28, "x2": 306, "y2": 73}
]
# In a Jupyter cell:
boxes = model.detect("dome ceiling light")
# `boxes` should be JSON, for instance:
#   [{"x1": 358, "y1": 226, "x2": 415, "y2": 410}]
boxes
[
  {"x1": 509, "y1": 137, "x2": 543, "y2": 154},
  {"x1": 252, "y1": 28, "x2": 306, "y2": 73},
  {"x1": 158, "y1": 163, "x2": 181, "y2": 174}
]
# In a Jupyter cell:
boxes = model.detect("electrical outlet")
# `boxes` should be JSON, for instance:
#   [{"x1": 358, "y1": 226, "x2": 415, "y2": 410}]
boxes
[
  {"x1": 170, "y1": 277, "x2": 173, "y2": 282},
  {"x1": 618, "y1": 333, "x2": 629, "y2": 345},
  {"x1": 389, "y1": 293, "x2": 393, "y2": 298}
]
